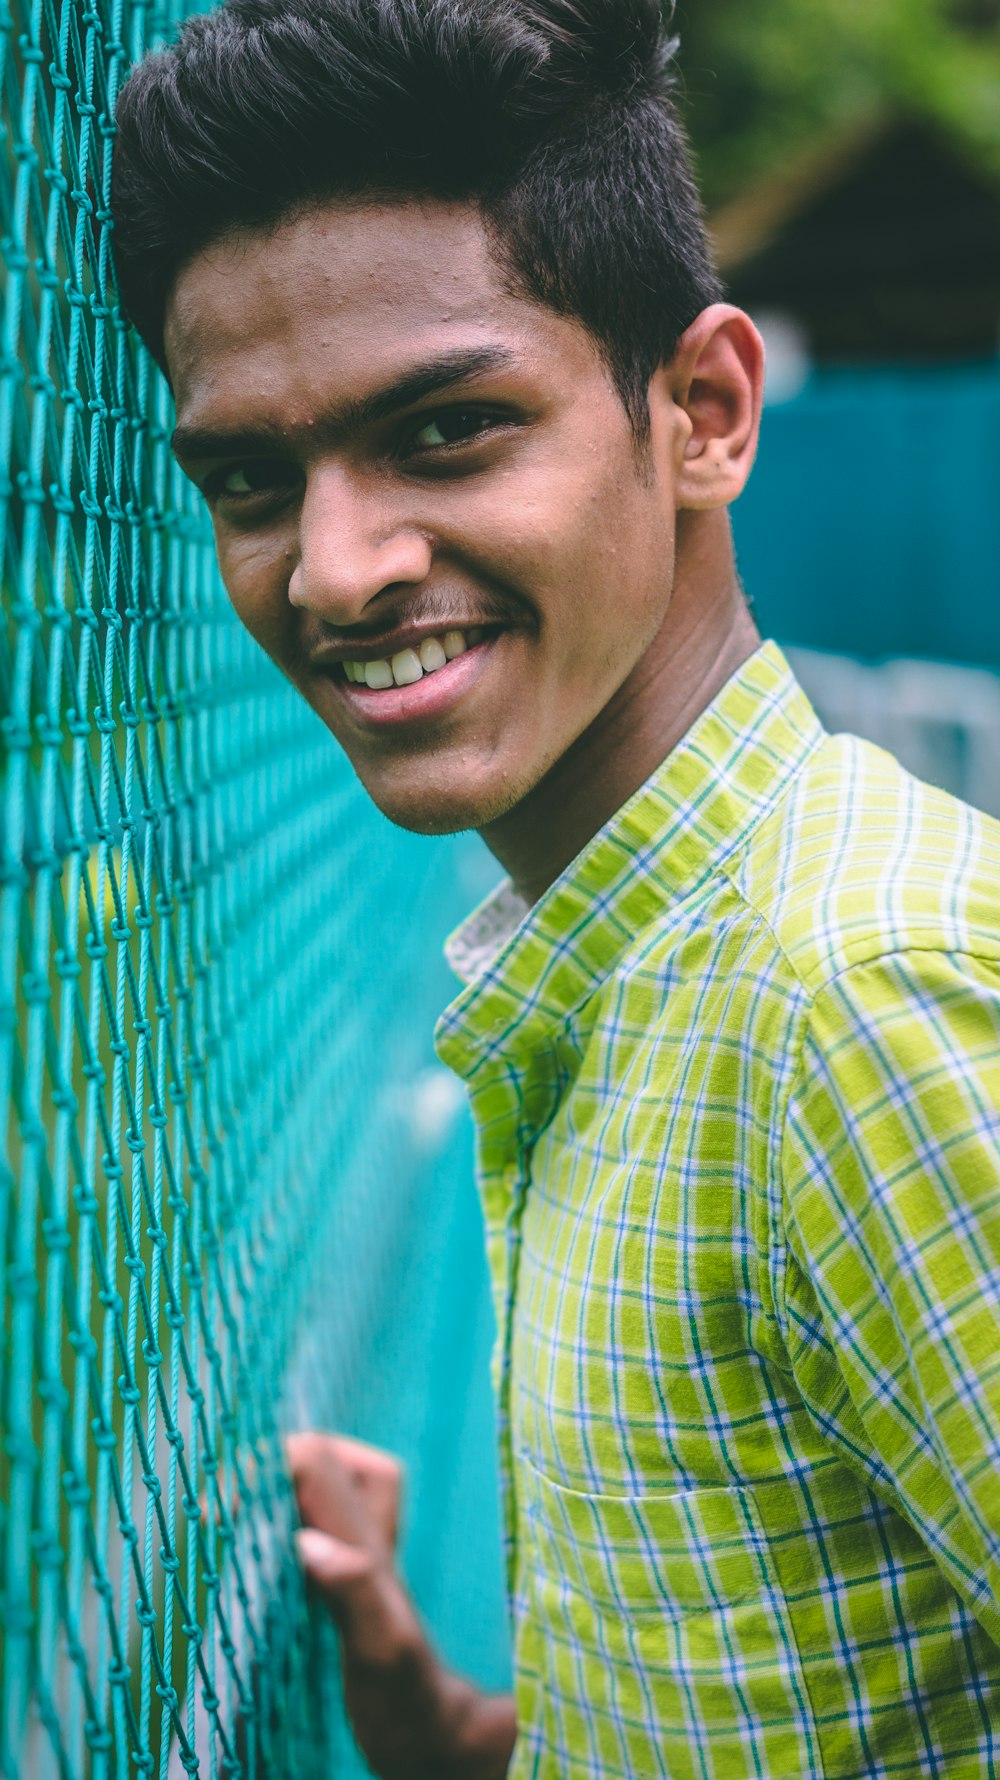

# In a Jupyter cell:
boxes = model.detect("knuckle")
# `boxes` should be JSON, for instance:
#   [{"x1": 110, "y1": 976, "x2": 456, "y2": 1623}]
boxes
[
  {"x1": 376, "y1": 1451, "x2": 403, "y2": 1486},
  {"x1": 285, "y1": 1429, "x2": 337, "y2": 1480}
]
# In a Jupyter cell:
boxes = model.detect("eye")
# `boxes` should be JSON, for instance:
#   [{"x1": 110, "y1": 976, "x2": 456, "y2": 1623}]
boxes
[
  {"x1": 221, "y1": 466, "x2": 257, "y2": 495},
  {"x1": 207, "y1": 459, "x2": 301, "y2": 502},
  {"x1": 406, "y1": 409, "x2": 498, "y2": 452}
]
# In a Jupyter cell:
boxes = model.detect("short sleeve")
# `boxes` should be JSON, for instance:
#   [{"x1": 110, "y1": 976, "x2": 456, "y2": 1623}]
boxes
[{"x1": 780, "y1": 947, "x2": 1000, "y2": 1642}]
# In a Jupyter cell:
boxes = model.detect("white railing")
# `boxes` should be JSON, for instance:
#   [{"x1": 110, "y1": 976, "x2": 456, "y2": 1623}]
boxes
[{"x1": 788, "y1": 648, "x2": 1000, "y2": 821}]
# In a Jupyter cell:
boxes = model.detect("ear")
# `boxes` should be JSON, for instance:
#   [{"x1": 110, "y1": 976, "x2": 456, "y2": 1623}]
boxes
[{"x1": 660, "y1": 305, "x2": 765, "y2": 511}]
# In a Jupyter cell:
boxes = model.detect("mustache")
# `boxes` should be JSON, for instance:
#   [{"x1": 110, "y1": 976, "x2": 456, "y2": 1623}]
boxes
[{"x1": 297, "y1": 584, "x2": 535, "y2": 651}]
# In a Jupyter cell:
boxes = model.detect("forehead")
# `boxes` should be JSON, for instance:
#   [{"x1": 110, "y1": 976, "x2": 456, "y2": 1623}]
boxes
[{"x1": 165, "y1": 197, "x2": 584, "y2": 427}]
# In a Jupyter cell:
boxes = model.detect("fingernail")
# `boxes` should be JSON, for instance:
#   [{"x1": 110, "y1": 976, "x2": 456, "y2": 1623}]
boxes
[{"x1": 296, "y1": 1527, "x2": 336, "y2": 1573}]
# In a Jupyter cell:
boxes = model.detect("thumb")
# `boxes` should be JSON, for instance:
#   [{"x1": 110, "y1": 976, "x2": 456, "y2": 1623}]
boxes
[
  {"x1": 296, "y1": 1528, "x2": 424, "y2": 1670},
  {"x1": 296, "y1": 1527, "x2": 374, "y2": 1600}
]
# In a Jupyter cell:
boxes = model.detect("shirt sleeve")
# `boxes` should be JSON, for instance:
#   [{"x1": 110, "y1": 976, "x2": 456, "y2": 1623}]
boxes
[{"x1": 779, "y1": 946, "x2": 1000, "y2": 1643}]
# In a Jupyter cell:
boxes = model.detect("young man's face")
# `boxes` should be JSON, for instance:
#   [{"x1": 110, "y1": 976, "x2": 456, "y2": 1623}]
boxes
[{"x1": 166, "y1": 199, "x2": 689, "y2": 834}]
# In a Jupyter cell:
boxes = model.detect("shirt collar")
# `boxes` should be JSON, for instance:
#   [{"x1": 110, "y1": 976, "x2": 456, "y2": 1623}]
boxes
[{"x1": 436, "y1": 642, "x2": 824, "y2": 1085}]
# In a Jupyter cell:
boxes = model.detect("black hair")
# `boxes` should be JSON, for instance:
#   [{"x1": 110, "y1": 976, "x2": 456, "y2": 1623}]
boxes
[{"x1": 111, "y1": 0, "x2": 722, "y2": 428}]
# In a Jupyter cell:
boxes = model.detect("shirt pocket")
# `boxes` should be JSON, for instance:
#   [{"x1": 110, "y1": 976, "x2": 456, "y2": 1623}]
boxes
[
  {"x1": 512, "y1": 1454, "x2": 825, "y2": 1780},
  {"x1": 517, "y1": 1450, "x2": 768, "y2": 1621}
]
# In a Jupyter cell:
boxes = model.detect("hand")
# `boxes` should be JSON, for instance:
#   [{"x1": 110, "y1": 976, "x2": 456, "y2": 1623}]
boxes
[
  {"x1": 287, "y1": 1431, "x2": 416, "y2": 1667},
  {"x1": 287, "y1": 1432, "x2": 516, "y2": 1779}
]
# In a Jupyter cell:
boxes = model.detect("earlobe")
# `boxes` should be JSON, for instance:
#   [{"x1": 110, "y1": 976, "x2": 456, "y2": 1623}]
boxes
[{"x1": 670, "y1": 304, "x2": 765, "y2": 512}]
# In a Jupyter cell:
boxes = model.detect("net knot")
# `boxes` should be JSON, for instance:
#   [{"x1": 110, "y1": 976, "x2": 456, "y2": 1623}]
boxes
[
  {"x1": 37, "y1": 1374, "x2": 70, "y2": 1408},
  {"x1": 31, "y1": 1534, "x2": 65, "y2": 1570}
]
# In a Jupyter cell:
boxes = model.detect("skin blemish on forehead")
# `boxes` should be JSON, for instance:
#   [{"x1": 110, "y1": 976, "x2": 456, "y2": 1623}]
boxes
[{"x1": 167, "y1": 203, "x2": 568, "y2": 448}]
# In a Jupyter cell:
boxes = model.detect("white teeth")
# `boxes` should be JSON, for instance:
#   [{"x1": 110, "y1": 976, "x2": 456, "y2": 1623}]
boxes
[
  {"x1": 390, "y1": 647, "x2": 423, "y2": 687},
  {"x1": 344, "y1": 626, "x2": 485, "y2": 688}
]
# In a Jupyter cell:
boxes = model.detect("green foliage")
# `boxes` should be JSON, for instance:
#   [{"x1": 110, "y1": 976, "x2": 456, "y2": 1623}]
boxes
[{"x1": 673, "y1": 0, "x2": 1000, "y2": 205}]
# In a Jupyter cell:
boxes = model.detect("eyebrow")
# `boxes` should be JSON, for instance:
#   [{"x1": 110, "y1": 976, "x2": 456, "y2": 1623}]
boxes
[{"x1": 171, "y1": 344, "x2": 518, "y2": 462}]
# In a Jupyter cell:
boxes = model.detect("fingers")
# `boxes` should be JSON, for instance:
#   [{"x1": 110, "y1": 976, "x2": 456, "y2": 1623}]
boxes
[
  {"x1": 286, "y1": 1431, "x2": 403, "y2": 1554},
  {"x1": 296, "y1": 1527, "x2": 374, "y2": 1607},
  {"x1": 295, "y1": 1524, "x2": 400, "y2": 1662},
  {"x1": 285, "y1": 1431, "x2": 419, "y2": 1666},
  {"x1": 330, "y1": 1435, "x2": 404, "y2": 1551}
]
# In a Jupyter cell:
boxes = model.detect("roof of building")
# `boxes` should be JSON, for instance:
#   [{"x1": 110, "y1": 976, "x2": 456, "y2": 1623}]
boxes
[{"x1": 711, "y1": 109, "x2": 1000, "y2": 359}]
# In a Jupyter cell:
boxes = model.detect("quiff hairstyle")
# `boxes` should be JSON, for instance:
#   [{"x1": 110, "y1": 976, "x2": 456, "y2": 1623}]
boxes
[{"x1": 111, "y1": 0, "x2": 723, "y2": 430}]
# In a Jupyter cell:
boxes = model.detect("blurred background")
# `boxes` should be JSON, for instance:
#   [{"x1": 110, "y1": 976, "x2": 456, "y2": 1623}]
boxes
[{"x1": 686, "y1": 0, "x2": 1000, "y2": 803}]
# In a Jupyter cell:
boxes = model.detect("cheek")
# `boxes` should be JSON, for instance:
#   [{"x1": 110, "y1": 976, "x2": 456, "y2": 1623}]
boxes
[
  {"x1": 217, "y1": 529, "x2": 297, "y2": 660},
  {"x1": 539, "y1": 476, "x2": 672, "y2": 663},
  {"x1": 592, "y1": 462, "x2": 676, "y2": 612},
  {"x1": 464, "y1": 454, "x2": 639, "y2": 601}
]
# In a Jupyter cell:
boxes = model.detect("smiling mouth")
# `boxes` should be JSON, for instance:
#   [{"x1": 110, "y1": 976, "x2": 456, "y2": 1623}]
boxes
[{"x1": 339, "y1": 624, "x2": 489, "y2": 690}]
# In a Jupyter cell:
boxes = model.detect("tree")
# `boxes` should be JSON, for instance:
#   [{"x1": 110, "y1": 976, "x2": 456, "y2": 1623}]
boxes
[{"x1": 672, "y1": 0, "x2": 1000, "y2": 206}]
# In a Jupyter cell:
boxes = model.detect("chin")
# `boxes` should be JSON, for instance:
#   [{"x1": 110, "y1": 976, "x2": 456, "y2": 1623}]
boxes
[{"x1": 360, "y1": 763, "x2": 525, "y2": 838}]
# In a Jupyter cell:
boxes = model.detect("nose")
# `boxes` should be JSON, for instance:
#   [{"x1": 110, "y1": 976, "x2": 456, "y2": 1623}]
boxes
[{"x1": 287, "y1": 464, "x2": 432, "y2": 625}]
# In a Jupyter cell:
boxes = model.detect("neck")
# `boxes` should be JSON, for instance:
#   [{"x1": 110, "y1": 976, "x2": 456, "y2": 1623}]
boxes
[{"x1": 480, "y1": 514, "x2": 760, "y2": 904}]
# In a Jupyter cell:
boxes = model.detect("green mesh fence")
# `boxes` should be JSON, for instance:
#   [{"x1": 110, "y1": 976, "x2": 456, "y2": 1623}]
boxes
[{"x1": 0, "y1": 1, "x2": 505, "y2": 1773}]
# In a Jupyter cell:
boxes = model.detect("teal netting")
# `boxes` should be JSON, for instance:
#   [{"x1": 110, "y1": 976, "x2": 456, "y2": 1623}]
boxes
[{"x1": 0, "y1": 0, "x2": 507, "y2": 1774}]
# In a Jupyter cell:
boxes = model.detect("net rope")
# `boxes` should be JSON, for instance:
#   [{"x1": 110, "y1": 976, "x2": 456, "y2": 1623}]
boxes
[{"x1": 0, "y1": 1, "x2": 478, "y2": 1772}]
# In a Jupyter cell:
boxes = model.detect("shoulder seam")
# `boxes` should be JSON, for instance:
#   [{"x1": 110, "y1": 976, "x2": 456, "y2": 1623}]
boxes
[
  {"x1": 807, "y1": 941, "x2": 1000, "y2": 1000},
  {"x1": 714, "y1": 847, "x2": 1000, "y2": 998}
]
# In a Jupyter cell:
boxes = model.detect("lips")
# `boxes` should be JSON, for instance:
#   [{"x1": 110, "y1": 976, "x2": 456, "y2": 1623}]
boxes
[
  {"x1": 341, "y1": 625, "x2": 485, "y2": 689},
  {"x1": 325, "y1": 628, "x2": 499, "y2": 728}
]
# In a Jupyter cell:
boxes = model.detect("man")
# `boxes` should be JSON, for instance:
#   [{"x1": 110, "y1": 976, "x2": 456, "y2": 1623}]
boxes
[{"x1": 111, "y1": 1, "x2": 1000, "y2": 1774}]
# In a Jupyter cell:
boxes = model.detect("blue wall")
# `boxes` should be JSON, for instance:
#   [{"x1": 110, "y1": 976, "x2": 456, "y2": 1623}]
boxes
[{"x1": 733, "y1": 361, "x2": 1000, "y2": 668}]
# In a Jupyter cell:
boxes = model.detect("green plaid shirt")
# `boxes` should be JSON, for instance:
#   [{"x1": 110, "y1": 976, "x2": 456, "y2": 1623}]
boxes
[{"x1": 436, "y1": 643, "x2": 1000, "y2": 1780}]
